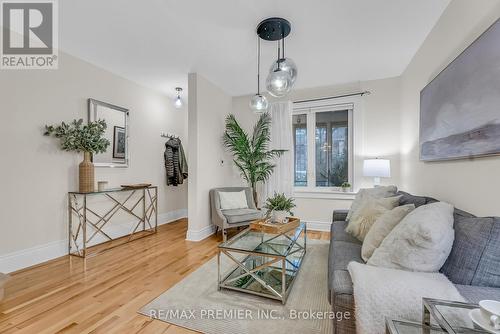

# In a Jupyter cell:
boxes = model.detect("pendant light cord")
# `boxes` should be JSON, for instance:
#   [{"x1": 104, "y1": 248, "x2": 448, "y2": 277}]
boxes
[
  {"x1": 277, "y1": 40, "x2": 281, "y2": 70},
  {"x1": 257, "y1": 37, "x2": 261, "y2": 94},
  {"x1": 282, "y1": 31, "x2": 285, "y2": 59}
]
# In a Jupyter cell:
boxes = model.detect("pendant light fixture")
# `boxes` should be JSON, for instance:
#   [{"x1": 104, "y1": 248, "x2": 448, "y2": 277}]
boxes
[
  {"x1": 174, "y1": 87, "x2": 183, "y2": 108},
  {"x1": 249, "y1": 37, "x2": 269, "y2": 113},
  {"x1": 256, "y1": 17, "x2": 297, "y2": 98}
]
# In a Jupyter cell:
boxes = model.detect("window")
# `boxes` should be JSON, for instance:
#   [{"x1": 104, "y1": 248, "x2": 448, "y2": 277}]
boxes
[
  {"x1": 293, "y1": 114, "x2": 307, "y2": 186},
  {"x1": 292, "y1": 100, "x2": 354, "y2": 191}
]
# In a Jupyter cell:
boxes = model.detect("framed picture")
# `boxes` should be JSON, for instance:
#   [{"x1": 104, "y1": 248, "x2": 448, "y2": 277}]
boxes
[
  {"x1": 113, "y1": 126, "x2": 126, "y2": 159},
  {"x1": 419, "y1": 19, "x2": 500, "y2": 161}
]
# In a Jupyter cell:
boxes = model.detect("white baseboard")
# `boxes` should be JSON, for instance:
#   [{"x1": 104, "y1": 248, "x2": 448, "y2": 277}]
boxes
[
  {"x1": 186, "y1": 224, "x2": 215, "y2": 242},
  {"x1": 0, "y1": 208, "x2": 187, "y2": 274},
  {"x1": 306, "y1": 220, "x2": 332, "y2": 232}
]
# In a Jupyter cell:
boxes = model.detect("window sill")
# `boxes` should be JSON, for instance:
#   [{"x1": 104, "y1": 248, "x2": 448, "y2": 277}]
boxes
[{"x1": 293, "y1": 189, "x2": 356, "y2": 200}]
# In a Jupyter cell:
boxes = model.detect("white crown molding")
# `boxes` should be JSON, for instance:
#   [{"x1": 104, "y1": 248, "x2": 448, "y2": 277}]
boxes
[
  {"x1": 0, "y1": 209, "x2": 188, "y2": 274},
  {"x1": 186, "y1": 224, "x2": 216, "y2": 242}
]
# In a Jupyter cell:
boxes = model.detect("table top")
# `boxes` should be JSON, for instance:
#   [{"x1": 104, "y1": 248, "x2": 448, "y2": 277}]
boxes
[
  {"x1": 387, "y1": 319, "x2": 445, "y2": 334},
  {"x1": 218, "y1": 222, "x2": 306, "y2": 257},
  {"x1": 69, "y1": 186, "x2": 157, "y2": 195},
  {"x1": 423, "y1": 298, "x2": 485, "y2": 333},
  {"x1": 387, "y1": 298, "x2": 487, "y2": 334}
]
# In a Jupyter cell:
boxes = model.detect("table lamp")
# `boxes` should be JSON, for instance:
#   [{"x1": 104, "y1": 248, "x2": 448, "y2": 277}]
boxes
[{"x1": 363, "y1": 159, "x2": 390, "y2": 186}]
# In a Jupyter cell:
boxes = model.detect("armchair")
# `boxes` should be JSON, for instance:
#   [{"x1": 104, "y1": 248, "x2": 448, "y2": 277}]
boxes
[{"x1": 209, "y1": 187, "x2": 263, "y2": 242}]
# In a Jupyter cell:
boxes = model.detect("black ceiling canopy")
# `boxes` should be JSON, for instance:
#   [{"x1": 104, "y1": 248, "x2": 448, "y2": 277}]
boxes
[{"x1": 256, "y1": 17, "x2": 291, "y2": 41}]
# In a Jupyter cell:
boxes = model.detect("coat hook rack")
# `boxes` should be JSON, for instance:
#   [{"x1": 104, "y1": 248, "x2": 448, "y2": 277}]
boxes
[{"x1": 161, "y1": 132, "x2": 179, "y2": 139}]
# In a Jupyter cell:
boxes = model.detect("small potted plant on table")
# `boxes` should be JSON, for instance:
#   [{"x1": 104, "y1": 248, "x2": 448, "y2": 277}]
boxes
[
  {"x1": 44, "y1": 119, "x2": 110, "y2": 193},
  {"x1": 264, "y1": 193, "x2": 296, "y2": 224},
  {"x1": 341, "y1": 182, "x2": 351, "y2": 192}
]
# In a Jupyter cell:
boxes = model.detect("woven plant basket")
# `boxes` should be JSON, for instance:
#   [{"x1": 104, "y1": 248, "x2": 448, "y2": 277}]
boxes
[{"x1": 79, "y1": 151, "x2": 95, "y2": 193}]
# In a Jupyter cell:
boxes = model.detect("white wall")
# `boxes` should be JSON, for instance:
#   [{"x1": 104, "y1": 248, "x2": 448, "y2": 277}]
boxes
[
  {"x1": 0, "y1": 50, "x2": 188, "y2": 272},
  {"x1": 400, "y1": 0, "x2": 500, "y2": 216},
  {"x1": 187, "y1": 73, "x2": 243, "y2": 241},
  {"x1": 232, "y1": 76, "x2": 402, "y2": 226}
]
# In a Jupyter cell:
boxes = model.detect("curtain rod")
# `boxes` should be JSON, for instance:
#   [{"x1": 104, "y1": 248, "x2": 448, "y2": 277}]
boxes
[{"x1": 293, "y1": 91, "x2": 371, "y2": 104}]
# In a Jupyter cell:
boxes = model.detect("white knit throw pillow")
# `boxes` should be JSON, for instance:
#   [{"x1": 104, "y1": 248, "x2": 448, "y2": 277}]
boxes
[
  {"x1": 346, "y1": 185, "x2": 398, "y2": 222},
  {"x1": 345, "y1": 195, "x2": 401, "y2": 242}
]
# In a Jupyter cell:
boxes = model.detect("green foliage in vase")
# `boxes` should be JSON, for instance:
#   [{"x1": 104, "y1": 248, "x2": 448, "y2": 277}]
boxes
[
  {"x1": 341, "y1": 182, "x2": 351, "y2": 188},
  {"x1": 264, "y1": 192, "x2": 296, "y2": 216},
  {"x1": 44, "y1": 119, "x2": 110, "y2": 154},
  {"x1": 223, "y1": 113, "x2": 286, "y2": 205}
]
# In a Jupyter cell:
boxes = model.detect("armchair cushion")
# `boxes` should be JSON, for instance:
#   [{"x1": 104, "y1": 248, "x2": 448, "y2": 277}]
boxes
[
  {"x1": 222, "y1": 208, "x2": 262, "y2": 224},
  {"x1": 219, "y1": 190, "x2": 248, "y2": 210}
]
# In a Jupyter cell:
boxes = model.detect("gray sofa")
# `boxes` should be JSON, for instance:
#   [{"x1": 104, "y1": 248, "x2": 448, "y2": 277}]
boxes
[{"x1": 329, "y1": 191, "x2": 500, "y2": 333}]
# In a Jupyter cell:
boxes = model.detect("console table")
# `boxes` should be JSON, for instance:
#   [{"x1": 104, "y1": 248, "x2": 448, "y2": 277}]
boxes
[{"x1": 68, "y1": 186, "x2": 158, "y2": 257}]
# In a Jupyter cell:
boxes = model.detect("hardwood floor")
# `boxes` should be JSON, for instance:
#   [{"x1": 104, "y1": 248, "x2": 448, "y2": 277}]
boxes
[{"x1": 0, "y1": 219, "x2": 330, "y2": 334}]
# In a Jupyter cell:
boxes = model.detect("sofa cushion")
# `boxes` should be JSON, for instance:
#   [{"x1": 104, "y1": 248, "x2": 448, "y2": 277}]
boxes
[
  {"x1": 440, "y1": 215, "x2": 494, "y2": 285},
  {"x1": 397, "y1": 191, "x2": 427, "y2": 207},
  {"x1": 221, "y1": 208, "x2": 262, "y2": 224},
  {"x1": 455, "y1": 284, "x2": 500, "y2": 304},
  {"x1": 331, "y1": 241, "x2": 364, "y2": 271},
  {"x1": 471, "y1": 218, "x2": 500, "y2": 287},
  {"x1": 331, "y1": 220, "x2": 361, "y2": 244}
]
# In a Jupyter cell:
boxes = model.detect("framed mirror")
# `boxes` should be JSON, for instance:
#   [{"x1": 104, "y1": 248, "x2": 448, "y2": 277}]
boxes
[{"x1": 88, "y1": 98, "x2": 129, "y2": 168}]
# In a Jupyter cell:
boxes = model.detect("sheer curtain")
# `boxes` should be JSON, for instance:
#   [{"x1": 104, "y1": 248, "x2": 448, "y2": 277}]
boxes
[{"x1": 262, "y1": 101, "x2": 294, "y2": 205}]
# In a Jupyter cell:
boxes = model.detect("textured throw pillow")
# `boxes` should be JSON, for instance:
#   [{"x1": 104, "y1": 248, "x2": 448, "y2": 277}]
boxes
[
  {"x1": 368, "y1": 202, "x2": 455, "y2": 272},
  {"x1": 219, "y1": 190, "x2": 248, "y2": 210},
  {"x1": 361, "y1": 204, "x2": 415, "y2": 261},
  {"x1": 441, "y1": 213, "x2": 500, "y2": 288},
  {"x1": 346, "y1": 185, "x2": 398, "y2": 222},
  {"x1": 345, "y1": 195, "x2": 401, "y2": 241}
]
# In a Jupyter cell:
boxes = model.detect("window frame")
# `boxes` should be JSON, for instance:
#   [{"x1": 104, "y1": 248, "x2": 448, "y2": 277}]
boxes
[{"x1": 292, "y1": 99, "x2": 355, "y2": 193}]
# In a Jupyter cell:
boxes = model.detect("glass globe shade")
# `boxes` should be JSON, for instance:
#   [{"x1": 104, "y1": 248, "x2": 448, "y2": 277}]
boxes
[
  {"x1": 266, "y1": 69, "x2": 292, "y2": 97},
  {"x1": 249, "y1": 94, "x2": 268, "y2": 113},
  {"x1": 174, "y1": 96, "x2": 183, "y2": 108},
  {"x1": 270, "y1": 58, "x2": 297, "y2": 84}
]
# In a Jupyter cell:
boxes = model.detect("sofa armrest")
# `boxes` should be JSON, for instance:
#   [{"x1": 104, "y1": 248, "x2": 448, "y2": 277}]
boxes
[{"x1": 332, "y1": 210, "x2": 349, "y2": 222}]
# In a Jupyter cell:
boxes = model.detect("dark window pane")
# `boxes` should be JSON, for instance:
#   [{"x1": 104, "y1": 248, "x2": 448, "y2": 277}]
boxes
[
  {"x1": 315, "y1": 110, "x2": 349, "y2": 187},
  {"x1": 293, "y1": 114, "x2": 307, "y2": 187}
]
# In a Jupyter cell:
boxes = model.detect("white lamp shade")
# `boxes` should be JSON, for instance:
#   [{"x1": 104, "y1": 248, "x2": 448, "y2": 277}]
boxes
[{"x1": 363, "y1": 159, "x2": 391, "y2": 178}]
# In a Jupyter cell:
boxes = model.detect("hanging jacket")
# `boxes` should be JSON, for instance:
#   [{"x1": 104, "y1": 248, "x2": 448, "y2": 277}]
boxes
[{"x1": 164, "y1": 138, "x2": 188, "y2": 186}]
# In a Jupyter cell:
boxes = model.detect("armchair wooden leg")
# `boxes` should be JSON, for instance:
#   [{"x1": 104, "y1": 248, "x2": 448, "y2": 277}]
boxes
[{"x1": 223, "y1": 229, "x2": 227, "y2": 242}]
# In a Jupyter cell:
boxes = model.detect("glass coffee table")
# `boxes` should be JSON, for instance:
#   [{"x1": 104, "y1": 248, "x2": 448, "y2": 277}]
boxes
[
  {"x1": 217, "y1": 222, "x2": 306, "y2": 304},
  {"x1": 386, "y1": 298, "x2": 488, "y2": 333}
]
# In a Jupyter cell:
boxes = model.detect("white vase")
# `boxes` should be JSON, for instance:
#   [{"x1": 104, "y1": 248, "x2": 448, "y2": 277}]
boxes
[{"x1": 272, "y1": 210, "x2": 288, "y2": 223}]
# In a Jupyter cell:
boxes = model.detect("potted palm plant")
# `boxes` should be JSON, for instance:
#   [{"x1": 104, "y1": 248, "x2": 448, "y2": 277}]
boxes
[
  {"x1": 264, "y1": 193, "x2": 296, "y2": 223},
  {"x1": 44, "y1": 119, "x2": 110, "y2": 193},
  {"x1": 223, "y1": 113, "x2": 285, "y2": 206}
]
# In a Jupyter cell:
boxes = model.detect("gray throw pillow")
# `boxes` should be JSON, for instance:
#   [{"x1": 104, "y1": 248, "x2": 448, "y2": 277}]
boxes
[{"x1": 441, "y1": 214, "x2": 500, "y2": 288}]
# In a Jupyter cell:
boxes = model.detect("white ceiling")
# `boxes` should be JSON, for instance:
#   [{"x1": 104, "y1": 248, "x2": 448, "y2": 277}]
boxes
[{"x1": 60, "y1": 0, "x2": 450, "y2": 97}]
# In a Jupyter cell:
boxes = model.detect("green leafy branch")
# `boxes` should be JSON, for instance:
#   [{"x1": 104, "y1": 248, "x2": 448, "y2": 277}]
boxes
[{"x1": 44, "y1": 119, "x2": 110, "y2": 154}]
